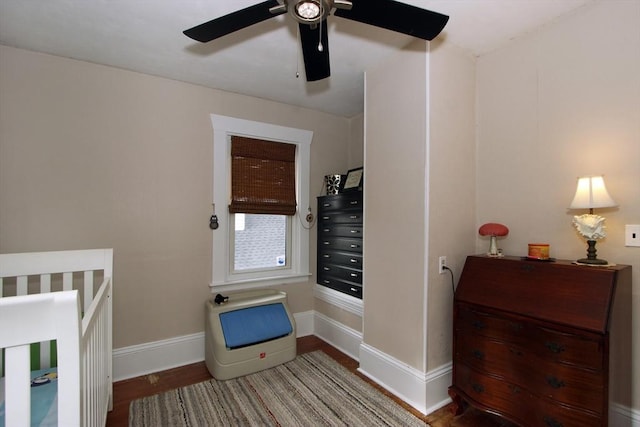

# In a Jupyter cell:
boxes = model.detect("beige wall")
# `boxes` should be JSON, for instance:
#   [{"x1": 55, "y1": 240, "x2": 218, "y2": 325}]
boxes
[
  {"x1": 363, "y1": 37, "x2": 476, "y2": 374},
  {"x1": 0, "y1": 45, "x2": 350, "y2": 348},
  {"x1": 476, "y1": 0, "x2": 640, "y2": 409},
  {"x1": 364, "y1": 40, "x2": 429, "y2": 369},
  {"x1": 426, "y1": 39, "x2": 477, "y2": 370}
]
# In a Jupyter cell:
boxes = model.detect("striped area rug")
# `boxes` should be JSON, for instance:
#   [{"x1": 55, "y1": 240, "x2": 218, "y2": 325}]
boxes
[{"x1": 129, "y1": 350, "x2": 426, "y2": 426}]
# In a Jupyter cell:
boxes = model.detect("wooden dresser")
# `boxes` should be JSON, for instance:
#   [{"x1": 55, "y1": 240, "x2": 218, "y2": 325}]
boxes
[
  {"x1": 449, "y1": 255, "x2": 631, "y2": 427},
  {"x1": 317, "y1": 192, "x2": 363, "y2": 298}
]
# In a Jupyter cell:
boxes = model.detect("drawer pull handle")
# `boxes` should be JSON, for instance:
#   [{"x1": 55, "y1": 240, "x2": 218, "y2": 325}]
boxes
[
  {"x1": 544, "y1": 416, "x2": 563, "y2": 427},
  {"x1": 509, "y1": 347, "x2": 523, "y2": 356},
  {"x1": 322, "y1": 216, "x2": 330, "y2": 220},
  {"x1": 323, "y1": 241, "x2": 331, "y2": 245},
  {"x1": 323, "y1": 203, "x2": 331, "y2": 207},
  {"x1": 350, "y1": 244, "x2": 360, "y2": 248},
  {"x1": 471, "y1": 383, "x2": 484, "y2": 394},
  {"x1": 349, "y1": 201, "x2": 359, "y2": 205},
  {"x1": 350, "y1": 215, "x2": 358, "y2": 219},
  {"x1": 350, "y1": 259, "x2": 358, "y2": 263},
  {"x1": 323, "y1": 228, "x2": 331, "y2": 232},
  {"x1": 546, "y1": 376, "x2": 565, "y2": 389},
  {"x1": 350, "y1": 230, "x2": 360, "y2": 234},
  {"x1": 323, "y1": 267, "x2": 330, "y2": 271},
  {"x1": 472, "y1": 349, "x2": 484, "y2": 360},
  {"x1": 545, "y1": 341, "x2": 565, "y2": 354},
  {"x1": 350, "y1": 287, "x2": 358, "y2": 292},
  {"x1": 323, "y1": 254, "x2": 331, "y2": 258},
  {"x1": 472, "y1": 320, "x2": 485, "y2": 330},
  {"x1": 350, "y1": 273, "x2": 358, "y2": 278},
  {"x1": 323, "y1": 280, "x2": 331, "y2": 284}
]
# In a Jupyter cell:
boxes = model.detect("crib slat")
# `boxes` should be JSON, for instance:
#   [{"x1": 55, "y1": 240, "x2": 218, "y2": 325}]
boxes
[
  {"x1": 84, "y1": 270, "x2": 94, "y2": 313},
  {"x1": 5, "y1": 345, "x2": 32, "y2": 427},
  {"x1": 17, "y1": 275, "x2": 28, "y2": 295},
  {"x1": 40, "y1": 273, "x2": 51, "y2": 293},
  {"x1": 63, "y1": 271, "x2": 73, "y2": 291}
]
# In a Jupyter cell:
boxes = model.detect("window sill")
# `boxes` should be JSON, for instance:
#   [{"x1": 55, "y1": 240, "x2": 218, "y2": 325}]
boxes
[{"x1": 210, "y1": 273, "x2": 311, "y2": 293}]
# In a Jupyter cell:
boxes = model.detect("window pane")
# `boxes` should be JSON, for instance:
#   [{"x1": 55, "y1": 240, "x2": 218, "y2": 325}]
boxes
[{"x1": 233, "y1": 214, "x2": 287, "y2": 271}]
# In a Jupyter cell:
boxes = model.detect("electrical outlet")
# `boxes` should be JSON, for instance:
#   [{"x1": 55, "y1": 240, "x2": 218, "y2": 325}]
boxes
[
  {"x1": 438, "y1": 256, "x2": 447, "y2": 274},
  {"x1": 625, "y1": 224, "x2": 640, "y2": 247}
]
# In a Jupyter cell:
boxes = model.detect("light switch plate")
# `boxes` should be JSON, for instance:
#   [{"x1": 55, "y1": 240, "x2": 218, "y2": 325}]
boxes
[{"x1": 625, "y1": 224, "x2": 640, "y2": 247}]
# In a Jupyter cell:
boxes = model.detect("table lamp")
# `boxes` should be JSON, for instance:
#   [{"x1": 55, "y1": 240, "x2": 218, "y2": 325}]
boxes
[{"x1": 569, "y1": 175, "x2": 617, "y2": 265}]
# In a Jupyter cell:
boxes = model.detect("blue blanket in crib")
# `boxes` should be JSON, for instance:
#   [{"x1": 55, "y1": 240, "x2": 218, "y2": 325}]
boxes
[
  {"x1": 219, "y1": 303, "x2": 293, "y2": 349},
  {"x1": 0, "y1": 368, "x2": 58, "y2": 427}
]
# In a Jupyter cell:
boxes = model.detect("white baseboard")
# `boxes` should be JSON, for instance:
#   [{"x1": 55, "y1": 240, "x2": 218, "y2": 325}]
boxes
[
  {"x1": 112, "y1": 310, "x2": 315, "y2": 381},
  {"x1": 313, "y1": 311, "x2": 362, "y2": 361},
  {"x1": 611, "y1": 403, "x2": 640, "y2": 427},
  {"x1": 113, "y1": 332, "x2": 205, "y2": 382},
  {"x1": 358, "y1": 342, "x2": 452, "y2": 415}
]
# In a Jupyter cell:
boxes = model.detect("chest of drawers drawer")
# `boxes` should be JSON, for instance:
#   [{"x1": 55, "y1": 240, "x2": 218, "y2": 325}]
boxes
[
  {"x1": 318, "y1": 251, "x2": 362, "y2": 268},
  {"x1": 454, "y1": 362, "x2": 602, "y2": 427},
  {"x1": 319, "y1": 224, "x2": 363, "y2": 238},
  {"x1": 319, "y1": 212, "x2": 363, "y2": 224},
  {"x1": 456, "y1": 304, "x2": 604, "y2": 369},
  {"x1": 454, "y1": 328, "x2": 604, "y2": 414}
]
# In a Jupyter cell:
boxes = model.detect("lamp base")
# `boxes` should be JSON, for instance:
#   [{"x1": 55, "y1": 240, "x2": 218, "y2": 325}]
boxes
[
  {"x1": 575, "y1": 257, "x2": 609, "y2": 265},
  {"x1": 577, "y1": 239, "x2": 608, "y2": 265}
]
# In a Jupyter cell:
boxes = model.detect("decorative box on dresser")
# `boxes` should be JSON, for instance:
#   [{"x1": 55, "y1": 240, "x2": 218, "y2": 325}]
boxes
[
  {"x1": 316, "y1": 192, "x2": 363, "y2": 299},
  {"x1": 449, "y1": 255, "x2": 632, "y2": 427}
]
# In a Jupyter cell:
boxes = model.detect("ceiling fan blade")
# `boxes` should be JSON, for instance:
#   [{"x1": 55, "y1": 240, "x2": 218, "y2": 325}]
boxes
[
  {"x1": 299, "y1": 21, "x2": 330, "y2": 82},
  {"x1": 184, "y1": 0, "x2": 284, "y2": 43},
  {"x1": 334, "y1": 0, "x2": 449, "y2": 41}
]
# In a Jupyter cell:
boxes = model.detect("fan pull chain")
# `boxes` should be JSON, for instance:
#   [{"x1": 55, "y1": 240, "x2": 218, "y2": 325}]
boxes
[
  {"x1": 296, "y1": 25, "x2": 300, "y2": 78},
  {"x1": 318, "y1": 3, "x2": 324, "y2": 52}
]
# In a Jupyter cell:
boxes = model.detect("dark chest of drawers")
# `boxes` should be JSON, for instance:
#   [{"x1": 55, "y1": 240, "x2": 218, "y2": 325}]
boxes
[
  {"x1": 449, "y1": 255, "x2": 631, "y2": 427},
  {"x1": 316, "y1": 192, "x2": 363, "y2": 298}
]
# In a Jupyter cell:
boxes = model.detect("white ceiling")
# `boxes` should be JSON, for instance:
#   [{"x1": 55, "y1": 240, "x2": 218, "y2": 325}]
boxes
[{"x1": 0, "y1": 0, "x2": 596, "y2": 117}]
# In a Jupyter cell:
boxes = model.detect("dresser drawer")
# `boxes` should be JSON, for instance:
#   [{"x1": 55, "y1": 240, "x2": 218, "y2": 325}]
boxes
[
  {"x1": 319, "y1": 264, "x2": 362, "y2": 284},
  {"x1": 456, "y1": 304, "x2": 603, "y2": 369},
  {"x1": 455, "y1": 331, "x2": 604, "y2": 414},
  {"x1": 454, "y1": 363, "x2": 602, "y2": 427},
  {"x1": 318, "y1": 251, "x2": 362, "y2": 268},
  {"x1": 319, "y1": 212, "x2": 363, "y2": 224},
  {"x1": 318, "y1": 193, "x2": 362, "y2": 211},
  {"x1": 319, "y1": 224, "x2": 363, "y2": 238},
  {"x1": 453, "y1": 362, "x2": 534, "y2": 426},
  {"x1": 319, "y1": 237, "x2": 362, "y2": 253},
  {"x1": 317, "y1": 272, "x2": 362, "y2": 298}
]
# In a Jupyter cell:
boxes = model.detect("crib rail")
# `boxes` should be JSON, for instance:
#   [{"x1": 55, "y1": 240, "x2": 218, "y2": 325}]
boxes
[
  {"x1": 0, "y1": 248, "x2": 113, "y2": 427},
  {"x1": 0, "y1": 290, "x2": 82, "y2": 426},
  {"x1": 82, "y1": 276, "x2": 113, "y2": 425}
]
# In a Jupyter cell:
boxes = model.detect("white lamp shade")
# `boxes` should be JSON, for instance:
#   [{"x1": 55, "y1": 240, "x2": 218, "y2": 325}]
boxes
[{"x1": 569, "y1": 176, "x2": 617, "y2": 209}]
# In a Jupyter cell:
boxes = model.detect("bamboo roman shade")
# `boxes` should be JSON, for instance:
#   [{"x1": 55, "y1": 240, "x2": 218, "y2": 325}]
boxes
[{"x1": 229, "y1": 136, "x2": 297, "y2": 215}]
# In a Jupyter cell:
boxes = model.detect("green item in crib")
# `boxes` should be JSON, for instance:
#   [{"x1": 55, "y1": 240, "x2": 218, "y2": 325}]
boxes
[{"x1": 29, "y1": 341, "x2": 58, "y2": 370}]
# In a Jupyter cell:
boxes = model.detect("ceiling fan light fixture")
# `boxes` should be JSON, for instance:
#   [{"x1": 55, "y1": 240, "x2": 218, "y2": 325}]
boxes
[
  {"x1": 296, "y1": 1, "x2": 321, "y2": 19},
  {"x1": 292, "y1": 0, "x2": 330, "y2": 24}
]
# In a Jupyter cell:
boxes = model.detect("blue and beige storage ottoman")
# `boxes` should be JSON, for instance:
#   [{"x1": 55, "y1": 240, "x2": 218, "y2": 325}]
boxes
[{"x1": 204, "y1": 289, "x2": 296, "y2": 380}]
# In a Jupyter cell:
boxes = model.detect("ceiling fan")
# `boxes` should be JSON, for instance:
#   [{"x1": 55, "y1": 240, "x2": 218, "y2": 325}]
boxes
[{"x1": 183, "y1": 0, "x2": 449, "y2": 82}]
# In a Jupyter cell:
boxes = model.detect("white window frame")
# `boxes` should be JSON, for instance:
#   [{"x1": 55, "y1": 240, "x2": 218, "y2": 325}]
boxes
[{"x1": 210, "y1": 114, "x2": 312, "y2": 291}]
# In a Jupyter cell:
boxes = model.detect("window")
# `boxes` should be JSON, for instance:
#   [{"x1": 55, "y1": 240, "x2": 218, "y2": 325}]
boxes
[{"x1": 211, "y1": 115, "x2": 312, "y2": 290}]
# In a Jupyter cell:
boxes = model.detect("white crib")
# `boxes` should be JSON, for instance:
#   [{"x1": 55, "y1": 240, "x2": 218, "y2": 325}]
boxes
[{"x1": 0, "y1": 249, "x2": 113, "y2": 427}]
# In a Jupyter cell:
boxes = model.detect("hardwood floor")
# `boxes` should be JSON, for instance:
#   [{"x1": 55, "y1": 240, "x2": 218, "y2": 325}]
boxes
[{"x1": 106, "y1": 335, "x2": 507, "y2": 426}]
